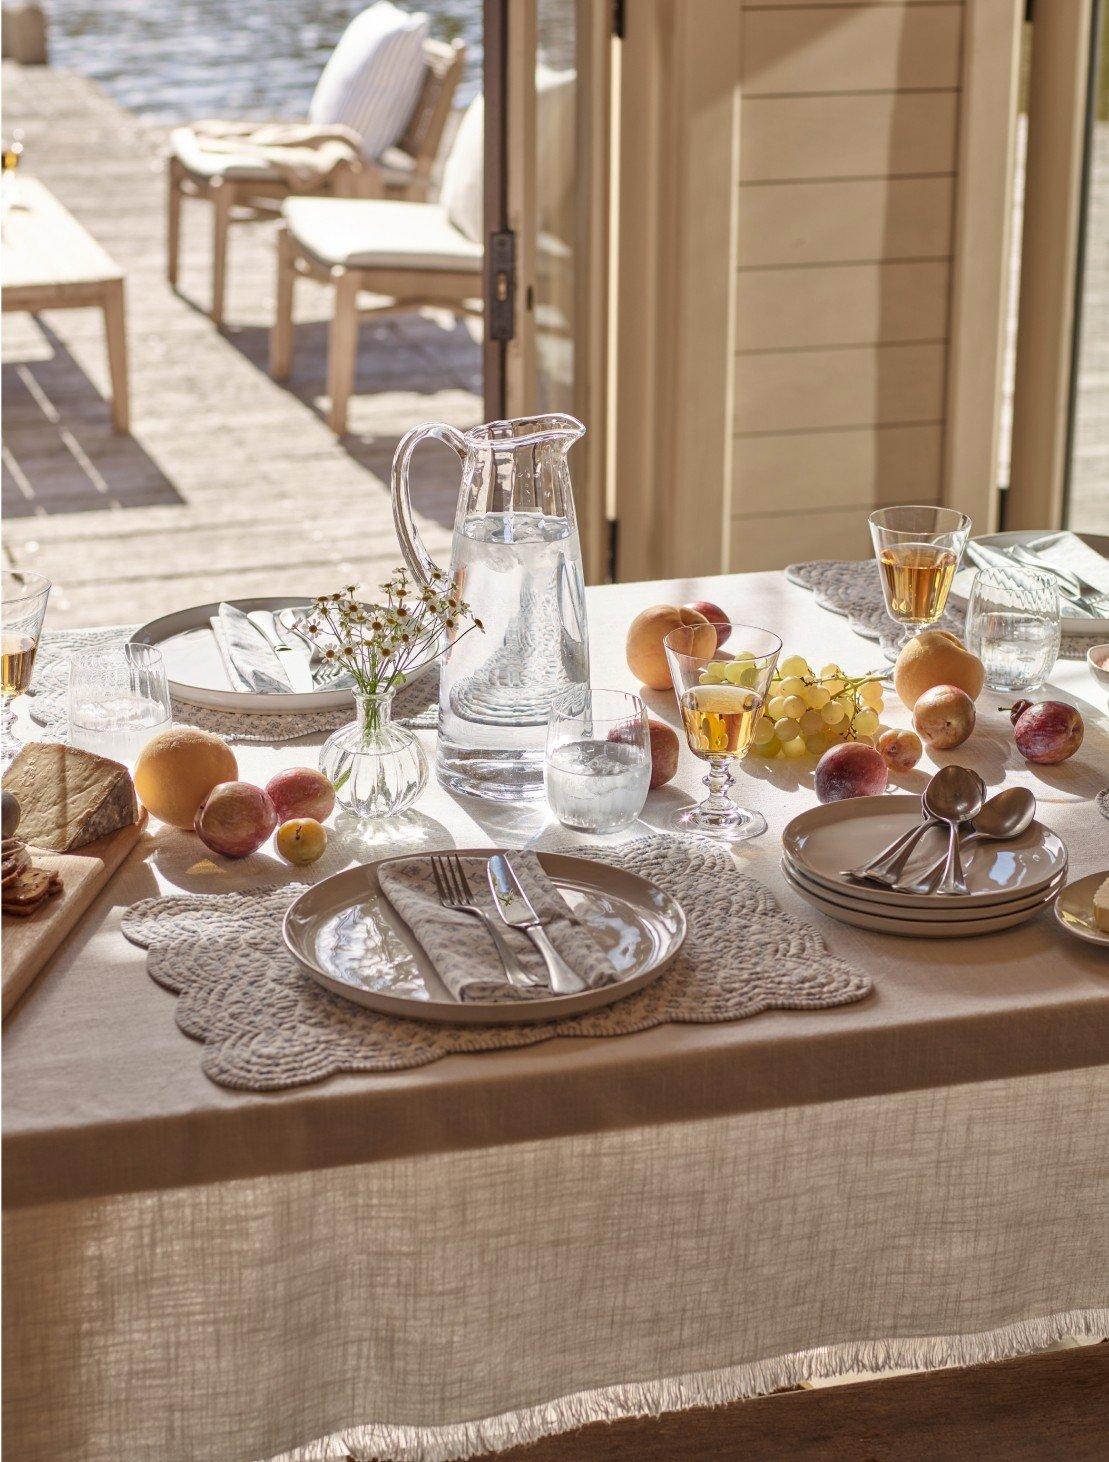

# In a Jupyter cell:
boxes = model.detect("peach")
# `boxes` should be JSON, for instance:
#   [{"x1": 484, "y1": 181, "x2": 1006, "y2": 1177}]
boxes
[
  {"x1": 814, "y1": 742, "x2": 889, "y2": 803},
  {"x1": 912, "y1": 684, "x2": 975, "y2": 750},
  {"x1": 684, "y1": 601, "x2": 731, "y2": 648},
  {"x1": 893, "y1": 630, "x2": 984, "y2": 711},
  {"x1": 134, "y1": 727, "x2": 238, "y2": 829},
  {"x1": 876, "y1": 727, "x2": 923, "y2": 772},
  {"x1": 266, "y1": 766, "x2": 335, "y2": 823},
  {"x1": 627, "y1": 604, "x2": 714, "y2": 690},
  {"x1": 646, "y1": 718, "x2": 680, "y2": 789},
  {"x1": 275, "y1": 818, "x2": 328, "y2": 865},
  {"x1": 194, "y1": 781, "x2": 278, "y2": 859}
]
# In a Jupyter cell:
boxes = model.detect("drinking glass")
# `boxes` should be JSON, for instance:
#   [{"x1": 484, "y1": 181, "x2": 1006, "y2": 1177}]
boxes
[
  {"x1": 2, "y1": 568, "x2": 51, "y2": 765},
  {"x1": 964, "y1": 564, "x2": 1060, "y2": 693},
  {"x1": 545, "y1": 688, "x2": 651, "y2": 834},
  {"x1": 67, "y1": 644, "x2": 172, "y2": 763},
  {"x1": 663, "y1": 623, "x2": 781, "y2": 842},
  {"x1": 868, "y1": 505, "x2": 971, "y2": 648}
]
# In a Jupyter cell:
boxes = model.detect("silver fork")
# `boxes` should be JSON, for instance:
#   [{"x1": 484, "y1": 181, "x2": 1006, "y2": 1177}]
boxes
[{"x1": 430, "y1": 854, "x2": 538, "y2": 990}]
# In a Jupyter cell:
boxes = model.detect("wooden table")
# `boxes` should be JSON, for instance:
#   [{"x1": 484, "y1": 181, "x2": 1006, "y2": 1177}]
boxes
[{"x1": 1, "y1": 176, "x2": 129, "y2": 431}]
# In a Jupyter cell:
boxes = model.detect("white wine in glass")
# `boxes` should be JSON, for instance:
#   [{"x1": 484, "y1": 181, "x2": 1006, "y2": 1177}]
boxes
[
  {"x1": 1, "y1": 569, "x2": 51, "y2": 764},
  {"x1": 679, "y1": 685, "x2": 764, "y2": 759},
  {"x1": 869, "y1": 506, "x2": 970, "y2": 650}
]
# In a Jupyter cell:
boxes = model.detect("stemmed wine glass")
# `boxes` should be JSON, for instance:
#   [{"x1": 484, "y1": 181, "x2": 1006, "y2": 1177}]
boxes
[
  {"x1": 868, "y1": 505, "x2": 971, "y2": 651},
  {"x1": 663, "y1": 623, "x2": 781, "y2": 842},
  {"x1": 1, "y1": 568, "x2": 51, "y2": 765}
]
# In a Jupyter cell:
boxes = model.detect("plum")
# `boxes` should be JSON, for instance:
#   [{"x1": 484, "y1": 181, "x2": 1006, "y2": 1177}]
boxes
[
  {"x1": 912, "y1": 684, "x2": 975, "y2": 750},
  {"x1": 195, "y1": 782, "x2": 278, "y2": 859},
  {"x1": 266, "y1": 766, "x2": 335, "y2": 823},
  {"x1": 876, "y1": 728, "x2": 923, "y2": 772},
  {"x1": 684, "y1": 600, "x2": 731, "y2": 648},
  {"x1": 1011, "y1": 701, "x2": 1083, "y2": 765},
  {"x1": 275, "y1": 818, "x2": 328, "y2": 865},
  {"x1": 814, "y1": 742, "x2": 889, "y2": 803}
]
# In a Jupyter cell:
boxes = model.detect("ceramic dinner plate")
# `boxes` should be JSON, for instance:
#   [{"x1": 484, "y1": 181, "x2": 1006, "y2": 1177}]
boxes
[
  {"x1": 781, "y1": 862, "x2": 1056, "y2": 939},
  {"x1": 950, "y1": 530, "x2": 1109, "y2": 636},
  {"x1": 783, "y1": 857, "x2": 1066, "y2": 923},
  {"x1": 782, "y1": 796, "x2": 1068, "y2": 909},
  {"x1": 283, "y1": 849, "x2": 687, "y2": 1025},
  {"x1": 1053, "y1": 872, "x2": 1109, "y2": 949},
  {"x1": 131, "y1": 597, "x2": 385, "y2": 713}
]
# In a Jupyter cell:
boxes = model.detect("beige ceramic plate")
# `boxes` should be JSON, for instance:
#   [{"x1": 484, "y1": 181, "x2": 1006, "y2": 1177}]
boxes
[
  {"x1": 1052, "y1": 872, "x2": 1109, "y2": 949},
  {"x1": 283, "y1": 848, "x2": 687, "y2": 1025},
  {"x1": 782, "y1": 862, "x2": 1055, "y2": 939},
  {"x1": 783, "y1": 858, "x2": 1066, "y2": 923},
  {"x1": 783, "y1": 795, "x2": 1068, "y2": 908}
]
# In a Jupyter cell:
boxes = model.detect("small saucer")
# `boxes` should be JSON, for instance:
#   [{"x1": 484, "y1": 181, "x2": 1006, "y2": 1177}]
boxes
[{"x1": 1053, "y1": 872, "x2": 1109, "y2": 948}]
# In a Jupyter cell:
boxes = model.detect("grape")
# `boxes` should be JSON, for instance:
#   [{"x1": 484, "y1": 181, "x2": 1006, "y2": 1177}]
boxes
[
  {"x1": 820, "y1": 700, "x2": 845, "y2": 725},
  {"x1": 782, "y1": 694, "x2": 807, "y2": 720},
  {"x1": 853, "y1": 708, "x2": 879, "y2": 736},
  {"x1": 755, "y1": 736, "x2": 780, "y2": 758},
  {"x1": 804, "y1": 733, "x2": 828, "y2": 756},
  {"x1": 767, "y1": 695, "x2": 787, "y2": 720},
  {"x1": 724, "y1": 661, "x2": 757, "y2": 688},
  {"x1": 835, "y1": 694, "x2": 855, "y2": 719},
  {"x1": 700, "y1": 662, "x2": 727, "y2": 685},
  {"x1": 779, "y1": 654, "x2": 810, "y2": 678},
  {"x1": 780, "y1": 676, "x2": 806, "y2": 698},
  {"x1": 774, "y1": 717, "x2": 801, "y2": 743},
  {"x1": 805, "y1": 684, "x2": 830, "y2": 709},
  {"x1": 799, "y1": 708, "x2": 823, "y2": 736},
  {"x1": 780, "y1": 737, "x2": 807, "y2": 760},
  {"x1": 859, "y1": 680, "x2": 884, "y2": 708},
  {"x1": 823, "y1": 676, "x2": 846, "y2": 696},
  {"x1": 752, "y1": 716, "x2": 776, "y2": 746}
]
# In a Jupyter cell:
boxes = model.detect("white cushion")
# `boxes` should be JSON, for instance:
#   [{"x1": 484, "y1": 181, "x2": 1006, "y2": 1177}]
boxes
[
  {"x1": 439, "y1": 94, "x2": 483, "y2": 244},
  {"x1": 170, "y1": 125, "x2": 281, "y2": 180},
  {"x1": 309, "y1": 2, "x2": 429, "y2": 162},
  {"x1": 284, "y1": 197, "x2": 483, "y2": 272}
]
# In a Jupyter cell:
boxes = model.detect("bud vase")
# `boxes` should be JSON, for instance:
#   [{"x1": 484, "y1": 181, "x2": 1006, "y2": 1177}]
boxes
[{"x1": 320, "y1": 689, "x2": 428, "y2": 821}]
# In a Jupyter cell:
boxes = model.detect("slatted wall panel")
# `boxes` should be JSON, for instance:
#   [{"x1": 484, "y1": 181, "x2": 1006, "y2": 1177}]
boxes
[{"x1": 730, "y1": 0, "x2": 963, "y2": 569}]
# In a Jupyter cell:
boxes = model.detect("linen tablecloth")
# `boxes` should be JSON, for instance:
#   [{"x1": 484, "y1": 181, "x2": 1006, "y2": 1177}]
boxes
[{"x1": 4, "y1": 571, "x2": 1107, "y2": 1460}]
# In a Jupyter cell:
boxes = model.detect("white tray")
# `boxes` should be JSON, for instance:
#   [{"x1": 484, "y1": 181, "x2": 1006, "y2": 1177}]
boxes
[
  {"x1": 283, "y1": 849, "x2": 688, "y2": 1025},
  {"x1": 951, "y1": 530, "x2": 1109, "y2": 637}
]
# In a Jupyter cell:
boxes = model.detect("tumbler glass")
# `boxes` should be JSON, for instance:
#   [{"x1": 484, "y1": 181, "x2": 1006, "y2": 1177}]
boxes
[{"x1": 964, "y1": 564, "x2": 1061, "y2": 693}]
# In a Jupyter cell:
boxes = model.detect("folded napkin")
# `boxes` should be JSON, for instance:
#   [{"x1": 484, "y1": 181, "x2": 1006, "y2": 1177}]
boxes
[
  {"x1": 378, "y1": 853, "x2": 618, "y2": 1003},
  {"x1": 1025, "y1": 531, "x2": 1109, "y2": 596}
]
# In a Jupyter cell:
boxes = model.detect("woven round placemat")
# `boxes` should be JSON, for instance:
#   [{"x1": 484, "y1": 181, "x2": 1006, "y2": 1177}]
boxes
[{"x1": 122, "y1": 835, "x2": 872, "y2": 1091}]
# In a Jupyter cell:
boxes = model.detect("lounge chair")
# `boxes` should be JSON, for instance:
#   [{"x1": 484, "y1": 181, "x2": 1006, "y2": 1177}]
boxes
[{"x1": 166, "y1": 2, "x2": 465, "y2": 326}]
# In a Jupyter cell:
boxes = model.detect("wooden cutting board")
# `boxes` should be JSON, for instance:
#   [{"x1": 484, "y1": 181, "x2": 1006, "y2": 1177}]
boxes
[{"x1": 2, "y1": 810, "x2": 148, "y2": 1018}]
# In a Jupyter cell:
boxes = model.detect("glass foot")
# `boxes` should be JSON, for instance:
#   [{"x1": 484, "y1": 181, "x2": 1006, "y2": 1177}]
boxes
[{"x1": 671, "y1": 804, "x2": 767, "y2": 843}]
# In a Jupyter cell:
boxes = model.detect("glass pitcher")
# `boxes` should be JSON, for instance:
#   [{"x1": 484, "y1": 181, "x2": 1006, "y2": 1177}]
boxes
[{"x1": 392, "y1": 414, "x2": 591, "y2": 801}]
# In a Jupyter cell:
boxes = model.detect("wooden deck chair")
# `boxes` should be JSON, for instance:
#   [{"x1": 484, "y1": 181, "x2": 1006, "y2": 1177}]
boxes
[{"x1": 166, "y1": 22, "x2": 465, "y2": 326}]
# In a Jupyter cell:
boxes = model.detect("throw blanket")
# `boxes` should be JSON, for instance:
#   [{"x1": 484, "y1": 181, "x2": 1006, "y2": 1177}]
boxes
[{"x1": 190, "y1": 120, "x2": 364, "y2": 189}]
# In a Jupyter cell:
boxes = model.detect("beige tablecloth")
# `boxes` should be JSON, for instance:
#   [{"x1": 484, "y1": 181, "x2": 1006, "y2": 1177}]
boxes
[{"x1": 4, "y1": 572, "x2": 1108, "y2": 1460}]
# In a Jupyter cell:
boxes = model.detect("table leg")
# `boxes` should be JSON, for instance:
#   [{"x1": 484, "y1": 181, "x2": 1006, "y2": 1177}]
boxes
[
  {"x1": 101, "y1": 280, "x2": 130, "y2": 435},
  {"x1": 166, "y1": 156, "x2": 183, "y2": 288},
  {"x1": 270, "y1": 225, "x2": 296, "y2": 381},
  {"x1": 211, "y1": 179, "x2": 233, "y2": 327}
]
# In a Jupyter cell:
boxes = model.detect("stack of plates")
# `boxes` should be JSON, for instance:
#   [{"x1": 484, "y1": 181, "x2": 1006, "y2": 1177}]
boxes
[{"x1": 782, "y1": 795, "x2": 1068, "y2": 938}]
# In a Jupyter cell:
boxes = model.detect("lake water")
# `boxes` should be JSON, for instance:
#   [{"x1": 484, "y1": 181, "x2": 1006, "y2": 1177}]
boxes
[{"x1": 46, "y1": 1, "x2": 483, "y2": 121}]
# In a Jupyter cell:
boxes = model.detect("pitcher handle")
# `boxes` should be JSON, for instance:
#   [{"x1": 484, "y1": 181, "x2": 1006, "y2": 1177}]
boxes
[{"x1": 391, "y1": 422, "x2": 469, "y2": 588}]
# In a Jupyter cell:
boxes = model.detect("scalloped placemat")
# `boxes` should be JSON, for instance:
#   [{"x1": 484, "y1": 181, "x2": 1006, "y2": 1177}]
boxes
[{"x1": 121, "y1": 835, "x2": 872, "y2": 1091}]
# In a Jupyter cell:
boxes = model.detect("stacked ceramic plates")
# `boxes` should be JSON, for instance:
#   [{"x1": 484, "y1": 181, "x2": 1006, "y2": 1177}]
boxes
[{"x1": 782, "y1": 795, "x2": 1067, "y2": 938}]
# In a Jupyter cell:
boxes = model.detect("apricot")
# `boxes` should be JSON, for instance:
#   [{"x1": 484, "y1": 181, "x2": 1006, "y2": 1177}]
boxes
[
  {"x1": 893, "y1": 629, "x2": 984, "y2": 711},
  {"x1": 627, "y1": 604, "x2": 714, "y2": 690},
  {"x1": 912, "y1": 684, "x2": 975, "y2": 750}
]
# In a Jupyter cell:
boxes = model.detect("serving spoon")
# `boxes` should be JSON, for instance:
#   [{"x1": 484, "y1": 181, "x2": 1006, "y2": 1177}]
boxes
[
  {"x1": 898, "y1": 786, "x2": 1036, "y2": 895},
  {"x1": 923, "y1": 765, "x2": 986, "y2": 896}
]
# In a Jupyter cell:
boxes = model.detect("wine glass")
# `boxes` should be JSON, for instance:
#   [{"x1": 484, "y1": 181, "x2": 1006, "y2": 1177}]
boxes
[
  {"x1": 663, "y1": 623, "x2": 781, "y2": 842},
  {"x1": 1, "y1": 568, "x2": 51, "y2": 765},
  {"x1": 545, "y1": 688, "x2": 651, "y2": 834},
  {"x1": 67, "y1": 644, "x2": 172, "y2": 764},
  {"x1": 868, "y1": 505, "x2": 971, "y2": 650}
]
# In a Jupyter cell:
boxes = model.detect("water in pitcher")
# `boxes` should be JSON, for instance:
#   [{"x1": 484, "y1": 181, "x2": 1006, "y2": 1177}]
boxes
[{"x1": 438, "y1": 511, "x2": 590, "y2": 800}]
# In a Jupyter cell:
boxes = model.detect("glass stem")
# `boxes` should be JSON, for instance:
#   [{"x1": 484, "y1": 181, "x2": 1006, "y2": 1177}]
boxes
[{"x1": 702, "y1": 757, "x2": 735, "y2": 812}]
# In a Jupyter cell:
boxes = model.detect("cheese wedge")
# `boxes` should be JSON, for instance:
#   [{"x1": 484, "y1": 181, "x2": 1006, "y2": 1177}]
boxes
[
  {"x1": 1094, "y1": 876, "x2": 1109, "y2": 934},
  {"x1": 2, "y1": 743, "x2": 138, "y2": 852}
]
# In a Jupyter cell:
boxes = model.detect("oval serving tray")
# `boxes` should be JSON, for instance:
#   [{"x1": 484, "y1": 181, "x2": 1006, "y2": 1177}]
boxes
[{"x1": 283, "y1": 849, "x2": 688, "y2": 1025}]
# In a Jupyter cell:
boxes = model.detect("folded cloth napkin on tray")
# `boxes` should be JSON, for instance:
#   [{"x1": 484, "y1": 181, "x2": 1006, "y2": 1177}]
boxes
[
  {"x1": 1024, "y1": 531, "x2": 1109, "y2": 596},
  {"x1": 190, "y1": 120, "x2": 364, "y2": 189},
  {"x1": 377, "y1": 852, "x2": 618, "y2": 1003}
]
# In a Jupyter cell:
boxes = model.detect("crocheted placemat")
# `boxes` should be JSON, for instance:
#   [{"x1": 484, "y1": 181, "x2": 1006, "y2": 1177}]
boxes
[
  {"x1": 121, "y1": 835, "x2": 872, "y2": 1092},
  {"x1": 786, "y1": 560, "x2": 1105, "y2": 660},
  {"x1": 27, "y1": 627, "x2": 438, "y2": 744}
]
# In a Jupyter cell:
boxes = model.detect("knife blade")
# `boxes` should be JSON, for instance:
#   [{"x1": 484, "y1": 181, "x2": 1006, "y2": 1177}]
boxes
[
  {"x1": 486, "y1": 854, "x2": 587, "y2": 995},
  {"x1": 217, "y1": 602, "x2": 294, "y2": 694},
  {"x1": 247, "y1": 609, "x2": 316, "y2": 694}
]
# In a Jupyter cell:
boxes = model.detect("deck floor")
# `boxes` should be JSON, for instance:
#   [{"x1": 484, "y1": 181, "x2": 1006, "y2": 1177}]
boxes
[{"x1": 1, "y1": 63, "x2": 481, "y2": 627}]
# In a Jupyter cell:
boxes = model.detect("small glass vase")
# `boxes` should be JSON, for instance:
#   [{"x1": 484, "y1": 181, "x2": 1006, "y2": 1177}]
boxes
[{"x1": 320, "y1": 689, "x2": 428, "y2": 822}]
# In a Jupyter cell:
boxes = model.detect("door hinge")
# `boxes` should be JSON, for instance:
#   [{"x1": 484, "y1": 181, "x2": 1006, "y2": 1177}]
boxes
[
  {"x1": 612, "y1": 0, "x2": 626, "y2": 40},
  {"x1": 606, "y1": 517, "x2": 619, "y2": 581},
  {"x1": 488, "y1": 230, "x2": 516, "y2": 342}
]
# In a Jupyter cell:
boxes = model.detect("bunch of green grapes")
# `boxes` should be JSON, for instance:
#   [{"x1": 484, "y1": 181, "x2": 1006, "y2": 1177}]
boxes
[{"x1": 749, "y1": 654, "x2": 885, "y2": 760}]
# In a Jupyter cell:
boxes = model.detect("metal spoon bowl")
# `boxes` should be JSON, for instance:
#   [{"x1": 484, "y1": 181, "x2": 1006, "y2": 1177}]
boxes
[
  {"x1": 905, "y1": 786, "x2": 1036, "y2": 893},
  {"x1": 922, "y1": 765, "x2": 986, "y2": 896}
]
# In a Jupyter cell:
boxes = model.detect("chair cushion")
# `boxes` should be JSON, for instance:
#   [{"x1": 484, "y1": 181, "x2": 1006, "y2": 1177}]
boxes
[
  {"x1": 170, "y1": 125, "x2": 282, "y2": 180},
  {"x1": 283, "y1": 197, "x2": 483, "y2": 272},
  {"x1": 309, "y1": 2, "x2": 429, "y2": 162},
  {"x1": 439, "y1": 94, "x2": 483, "y2": 244}
]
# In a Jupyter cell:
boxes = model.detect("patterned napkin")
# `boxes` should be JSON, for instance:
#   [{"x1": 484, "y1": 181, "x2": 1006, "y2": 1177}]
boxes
[{"x1": 378, "y1": 852, "x2": 617, "y2": 1003}]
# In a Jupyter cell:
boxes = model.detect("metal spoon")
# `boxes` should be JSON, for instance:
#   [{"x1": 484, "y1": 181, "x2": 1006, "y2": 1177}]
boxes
[
  {"x1": 900, "y1": 786, "x2": 1036, "y2": 894},
  {"x1": 923, "y1": 765, "x2": 986, "y2": 896},
  {"x1": 845, "y1": 766, "x2": 950, "y2": 886}
]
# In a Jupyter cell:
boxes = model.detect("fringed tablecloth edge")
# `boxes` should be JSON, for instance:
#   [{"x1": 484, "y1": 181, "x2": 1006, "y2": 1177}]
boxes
[{"x1": 270, "y1": 1305, "x2": 1109, "y2": 1461}]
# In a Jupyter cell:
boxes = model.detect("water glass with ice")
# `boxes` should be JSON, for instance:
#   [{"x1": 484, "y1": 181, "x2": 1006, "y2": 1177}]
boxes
[
  {"x1": 963, "y1": 565, "x2": 1060, "y2": 693},
  {"x1": 545, "y1": 689, "x2": 651, "y2": 834},
  {"x1": 68, "y1": 643, "x2": 172, "y2": 762}
]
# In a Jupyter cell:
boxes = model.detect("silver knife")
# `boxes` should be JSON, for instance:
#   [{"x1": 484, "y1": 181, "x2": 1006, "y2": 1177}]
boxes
[
  {"x1": 248, "y1": 610, "x2": 316, "y2": 694},
  {"x1": 486, "y1": 854, "x2": 587, "y2": 995},
  {"x1": 217, "y1": 602, "x2": 294, "y2": 693}
]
